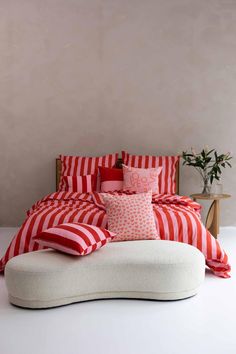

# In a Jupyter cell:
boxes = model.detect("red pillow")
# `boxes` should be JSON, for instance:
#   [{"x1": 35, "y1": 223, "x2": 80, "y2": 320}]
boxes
[
  {"x1": 61, "y1": 175, "x2": 97, "y2": 193},
  {"x1": 122, "y1": 151, "x2": 179, "y2": 194},
  {"x1": 33, "y1": 223, "x2": 115, "y2": 256},
  {"x1": 59, "y1": 153, "x2": 119, "y2": 191},
  {"x1": 99, "y1": 166, "x2": 123, "y2": 192}
]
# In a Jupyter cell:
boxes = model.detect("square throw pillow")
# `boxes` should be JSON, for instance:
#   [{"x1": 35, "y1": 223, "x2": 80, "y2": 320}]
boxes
[
  {"x1": 101, "y1": 191, "x2": 159, "y2": 242},
  {"x1": 122, "y1": 164, "x2": 162, "y2": 193},
  {"x1": 61, "y1": 175, "x2": 97, "y2": 193},
  {"x1": 99, "y1": 166, "x2": 123, "y2": 192},
  {"x1": 33, "y1": 223, "x2": 115, "y2": 256},
  {"x1": 122, "y1": 151, "x2": 179, "y2": 194}
]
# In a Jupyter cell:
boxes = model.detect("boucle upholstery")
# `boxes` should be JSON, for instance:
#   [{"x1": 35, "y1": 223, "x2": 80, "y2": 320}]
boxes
[{"x1": 5, "y1": 240, "x2": 205, "y2": 308}]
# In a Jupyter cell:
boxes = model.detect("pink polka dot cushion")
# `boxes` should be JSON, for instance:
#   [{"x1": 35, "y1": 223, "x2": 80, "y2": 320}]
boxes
[
  {"x1": 122, "y1": 164, "x2": 162, "y2": 193},
  {"x1": 101, "y1": 191, "x2": 160, "y2": 242}
]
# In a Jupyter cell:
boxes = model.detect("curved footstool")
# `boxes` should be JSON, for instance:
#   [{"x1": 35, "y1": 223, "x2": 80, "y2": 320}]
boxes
[{"x1": 5, "y1": 240, "x2": 205, "y2": 308}]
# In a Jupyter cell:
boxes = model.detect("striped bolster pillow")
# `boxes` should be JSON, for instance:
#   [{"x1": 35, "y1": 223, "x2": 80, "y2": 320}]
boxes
[
  {"x1": 62, "y1": 175, "x2": 97, "y2": 193},
  {"x1": 33, "y1": 223, "x2": 115, "y2": 256}
]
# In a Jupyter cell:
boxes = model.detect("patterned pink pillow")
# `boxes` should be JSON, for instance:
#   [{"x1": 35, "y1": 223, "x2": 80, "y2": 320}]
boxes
[
  {"x1": 122, "y1": 164, "x2": 162, "y2": 193},
  {"x1": 101, "y1": 191, "x2": 159, "y2": 242}
]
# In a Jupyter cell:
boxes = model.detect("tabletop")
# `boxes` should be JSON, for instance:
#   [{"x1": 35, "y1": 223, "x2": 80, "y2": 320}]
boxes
[{"x1": 190, "y1": 193, "x2": 231, "y2": 201}]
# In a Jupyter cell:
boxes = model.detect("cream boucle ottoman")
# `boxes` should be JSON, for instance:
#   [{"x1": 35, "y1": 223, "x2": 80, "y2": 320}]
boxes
[{"x1": 5, "y1": 240, "x2": 205, "y2": 308}]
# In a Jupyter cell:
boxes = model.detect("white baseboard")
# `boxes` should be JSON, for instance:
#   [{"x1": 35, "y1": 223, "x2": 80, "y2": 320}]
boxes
[{"x1": 220, "y1": 226, "x2": 236, "y2": 231}]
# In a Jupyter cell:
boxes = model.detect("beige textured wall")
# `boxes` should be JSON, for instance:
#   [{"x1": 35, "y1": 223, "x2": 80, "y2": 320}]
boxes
[{"x1": 0, "y1": 0, "x2": 235, "y2": 226}]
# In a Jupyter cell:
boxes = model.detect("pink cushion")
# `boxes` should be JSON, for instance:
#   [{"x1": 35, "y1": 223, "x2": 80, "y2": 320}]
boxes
[
  {"x1": 101, "y1": 191, "x2": 159, "y2": 242},
  {"x1": 59, "y1": 153, "x2": 119, "y2": 191},
  {"x1": 61, "y1": 175, "x2": 97, "y2": 193},
  {"x1": 122, "y1": 151, "x2": 179, "y2": 194},
  {"x1": 122, "y1": 164, "x2": 162, "y2": 193},
  {"x1": 33, "y1": 223, "x2": 115, "y2": 256}
]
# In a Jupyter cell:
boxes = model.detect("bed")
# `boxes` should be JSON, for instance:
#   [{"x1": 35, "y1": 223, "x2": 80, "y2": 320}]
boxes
[{"x1": 0, "y1": 155, "x2": 231, "y2": 278}]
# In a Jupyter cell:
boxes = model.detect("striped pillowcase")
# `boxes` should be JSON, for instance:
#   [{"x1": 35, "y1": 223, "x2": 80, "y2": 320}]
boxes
[
  {"x1": 122, "y1": 151, "x2": 179, "y2": 194},
  {"x1": 59, "y1": 153, "x2": 119, "y2": 191},
  {"x1": 62, "y1": 175, "x2": 97, "y2": 193},
  {"x1": 33, "y1": 223, "x2": 115, "y2": 256}
]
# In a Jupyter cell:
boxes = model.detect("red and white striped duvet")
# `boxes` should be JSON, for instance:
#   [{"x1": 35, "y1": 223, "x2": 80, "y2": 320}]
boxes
[{"x1": 0, "y1": 192, "x2": 230, "y2": 278}]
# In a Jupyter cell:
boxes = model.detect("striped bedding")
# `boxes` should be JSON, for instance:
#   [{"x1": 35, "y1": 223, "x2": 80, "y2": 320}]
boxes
[
  {"x1": 0, "y1": 192, "x2": 230, "y2": 278},
  {"x1": 122, "y1": 151, "x2": 179, "y2": 194}
]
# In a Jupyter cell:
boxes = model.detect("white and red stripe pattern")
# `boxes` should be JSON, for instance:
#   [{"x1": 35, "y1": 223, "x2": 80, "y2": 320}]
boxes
[
  {"x1": 151, "y1": 195, "x2": 230, "y2": 278},
  {"x1": 62, "y1": 175, "x2": 97, "y2": 193},
  {"x1": 59, "y1": 153, "x2": 119, "y2": 191},
  {"x1": 122, "y1": 151, "x2": 179, "y2": 194},
  {"x1": 0, "y1": 191, "x2": 231, "y2": 278},
  {"x1": 33, "y1": 223, "x2": 115, "y2": 256}
]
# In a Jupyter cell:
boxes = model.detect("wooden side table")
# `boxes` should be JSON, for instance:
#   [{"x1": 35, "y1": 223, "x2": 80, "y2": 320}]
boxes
[{"x1": 190, "y1": 194, "x2": 231, "y2": 239}]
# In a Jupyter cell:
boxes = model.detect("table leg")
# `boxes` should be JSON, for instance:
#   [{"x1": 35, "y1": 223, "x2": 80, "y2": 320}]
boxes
[{"x1": 206, "y1": 200, "x2": 220, "y2": 238}]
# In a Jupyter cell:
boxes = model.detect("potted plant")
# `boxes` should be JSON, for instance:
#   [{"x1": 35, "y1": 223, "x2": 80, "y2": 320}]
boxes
[{"x1": 182, "y1": 148, "x2": 232, "y2": 194}]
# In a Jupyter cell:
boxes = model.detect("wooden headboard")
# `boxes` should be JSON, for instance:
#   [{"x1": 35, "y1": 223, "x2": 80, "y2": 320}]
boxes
[
  {"x1": 175, "y1": 160, "x2": 180, "y2": 195},
  {"x1": 56, "y1": 158, "x2": 62, "y2": 191},
  {"x1": 56, "y1": 158, "x2": 180, "y2": 194}
]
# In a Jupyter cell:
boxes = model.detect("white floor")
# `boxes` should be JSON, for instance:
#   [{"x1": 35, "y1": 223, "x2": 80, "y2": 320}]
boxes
[{"x1": 0, "y1": 227, "x2": 236, "y2": 354}]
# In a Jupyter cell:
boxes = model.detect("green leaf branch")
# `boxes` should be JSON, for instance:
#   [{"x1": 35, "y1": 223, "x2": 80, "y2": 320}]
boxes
[{"x1": 182, "y1": 148, "x2": 232, "y2": 185}]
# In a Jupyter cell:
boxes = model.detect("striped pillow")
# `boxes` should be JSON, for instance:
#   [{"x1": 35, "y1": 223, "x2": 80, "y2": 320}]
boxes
[
  {"x1": 59, "y1": 153, "x2": 119, "y2": 191},
  {"x1": 122, "y1": 151, "x2": 179, "y2": 194},
  {"x1": 62, "y1": 175, "x2": 97, "y2": 193},
  {"x1": 99, "y1": 166, "x2": 123, "y2": 192},
  {"x1": 33, "y1": 223, "x2": 115, "y2": 256}
]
